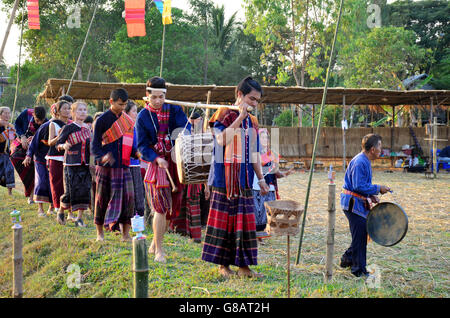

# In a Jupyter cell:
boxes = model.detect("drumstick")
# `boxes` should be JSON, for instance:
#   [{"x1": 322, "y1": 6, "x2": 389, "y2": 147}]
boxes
[{"x1": 165, "y1": 168, "x2": 178, "y2": 192}]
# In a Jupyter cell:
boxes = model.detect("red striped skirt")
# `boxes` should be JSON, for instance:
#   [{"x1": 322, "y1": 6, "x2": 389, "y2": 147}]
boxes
[{"x1": 201, "y1": 187, "x2": 258, "y2": 267}]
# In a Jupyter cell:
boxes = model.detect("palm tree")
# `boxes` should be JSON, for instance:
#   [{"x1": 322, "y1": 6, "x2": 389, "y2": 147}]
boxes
[{"x1": 211, "y1": 5, "x2": 238, "y2": 60}]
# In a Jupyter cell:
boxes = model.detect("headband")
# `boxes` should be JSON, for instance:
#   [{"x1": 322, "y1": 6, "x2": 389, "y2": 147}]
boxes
[{"x1": 146, "y1": 87, "x2": 167, "y2": 94}]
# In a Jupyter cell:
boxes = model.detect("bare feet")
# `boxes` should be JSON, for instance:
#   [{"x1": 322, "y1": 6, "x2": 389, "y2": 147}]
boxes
[
  {"x1": 148, "y1": 241, "x2": 155, "y2": 254},
  {"x1": 96, "y1": 235, "x2": 104, "y2": 242},
  {"x1": 154, "y1": 251, "x2": 167, "y2": 263},
  {"x1": 237, "y1": 267, "x2": 264, "y2": 278},
  {"x1": 121, "y1": 235, "x2": 132, "y2": 242},
  {"x1": 219, "y1": 265, "x2": 235, "y2": 278}
]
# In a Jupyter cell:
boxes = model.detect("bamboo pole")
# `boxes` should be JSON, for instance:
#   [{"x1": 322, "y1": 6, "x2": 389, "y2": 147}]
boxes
[
  {"x1": 0, "y1": 0, "x2": 20, "y2": 62},
  {"x1": 325, "y1": 180, "x2": 336, "y2": 283},
  {"x1": 132, "y1": 237, "x2": 148, "y2": 298},
  {"x1": 12, "y1": 223, "x2": 23, "y2": 298},
  {"x1": 160, "y1": 24, "x2": 166, "y2": 78},
  {"x1": 160, "y1": 98, "x2": 253, "y2": 112},
  {"x1": 296, "y1": 0, "x2": 344, "y2": 264},
  {"x1": 342, "y1": 95, "x2": 346, "y2": 171},
  {"x1": 287, "y1": 235, "x2": 291, "y2": 298}
]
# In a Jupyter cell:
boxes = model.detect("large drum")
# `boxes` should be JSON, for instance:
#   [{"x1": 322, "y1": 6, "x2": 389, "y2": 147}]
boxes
[
  {"x1": 174, "y1": 133, "x2": 214, "y2": 184},
  {"x1": 366, "y1": 202, "x2": 408, "y2": 247}
]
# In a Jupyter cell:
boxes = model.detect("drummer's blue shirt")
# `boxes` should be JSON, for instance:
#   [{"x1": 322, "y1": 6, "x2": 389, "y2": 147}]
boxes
[{"x1": 340, "y1": 152, "x2": 380, "y2": 218}]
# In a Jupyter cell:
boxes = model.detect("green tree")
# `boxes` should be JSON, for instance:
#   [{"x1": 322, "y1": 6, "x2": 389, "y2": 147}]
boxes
[
  {"x1": 339, "y1": 27, "x2": 431, "y2": 89},
  {"x1": 274, "y1": 109, "x2": 298, "y2": 127}
]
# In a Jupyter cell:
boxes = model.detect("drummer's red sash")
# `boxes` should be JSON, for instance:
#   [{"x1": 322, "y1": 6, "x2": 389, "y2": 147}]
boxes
[{"x1": 102, "y1": 111, "x2": 135, "y2": 166}]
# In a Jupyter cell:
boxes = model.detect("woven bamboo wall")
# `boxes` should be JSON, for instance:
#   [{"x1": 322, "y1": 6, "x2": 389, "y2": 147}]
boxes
[{"x1": 271, "y1": 127, "x2": 450, "y2": 158}]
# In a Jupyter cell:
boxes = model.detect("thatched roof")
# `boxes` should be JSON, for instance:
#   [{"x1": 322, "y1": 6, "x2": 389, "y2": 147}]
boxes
[{"x1": 38, "y1": 78, "x2": 450, "y2": 107}]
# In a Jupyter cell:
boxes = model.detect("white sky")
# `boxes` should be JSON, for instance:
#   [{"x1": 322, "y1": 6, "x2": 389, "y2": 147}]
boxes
[{"x1": 0, "y1": 0, "x2": 245, "y2": 67}]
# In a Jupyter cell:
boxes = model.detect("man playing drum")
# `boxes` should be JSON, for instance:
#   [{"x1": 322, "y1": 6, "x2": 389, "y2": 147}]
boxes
[
  {"x1": 340, "y1": 134, "x2": 391, "y2": 279},
  {"x1": 201, "y1": 76, "x2": 270, "y2": 278},
  {"x1": 136, "y1": 76, "x2": 191, "y2": 263}
]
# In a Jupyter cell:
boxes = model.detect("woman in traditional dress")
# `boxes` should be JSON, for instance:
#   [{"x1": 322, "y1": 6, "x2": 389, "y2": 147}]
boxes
[
  {"x1": 47, "y1": 101, "x2": 71, "y2": 217},
  {"x1": 0, "y1": 107, "x2": 16, "y2": 195},
  {"x1": 252, "y1": 128, "x2": 294, "y2": 243},
  {"x1": 56, "y1": 101, "x2": 92, "y2": 227},
  {"x1": 23, "y1": 107, "x2": 54, "y2": 216},
  {"x1": 201, "y1": 76, "x2": 269, "y2": 278},
  {"x1": 11, "y1": 106, "x2": 47, "y2": 203}
]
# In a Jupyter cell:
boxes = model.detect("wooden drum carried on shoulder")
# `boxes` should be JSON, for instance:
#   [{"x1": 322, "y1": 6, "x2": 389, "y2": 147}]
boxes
[{"x1": 174, "y1": 133, "x2": 214, "y2": 184}]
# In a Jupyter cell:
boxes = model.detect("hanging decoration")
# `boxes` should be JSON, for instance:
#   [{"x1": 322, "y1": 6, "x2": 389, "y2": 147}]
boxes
[
  {"x1": 27, "y1": 0, "x2": 40, "y2": 30},
  {"x1": 153, "y1": 0, "x2": 164, "y2": 14},
  {"x1": 125, "y1": 0, "x2": 146, "y2": 37},
  {"x1": 162, "y1": 0, "x2": 173, "y2": 25}
]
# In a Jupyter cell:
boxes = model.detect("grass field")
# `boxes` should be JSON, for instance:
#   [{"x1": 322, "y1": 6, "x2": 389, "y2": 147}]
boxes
[{"x1": 0, "y1": 170, "x2": 448, "y2": 298}]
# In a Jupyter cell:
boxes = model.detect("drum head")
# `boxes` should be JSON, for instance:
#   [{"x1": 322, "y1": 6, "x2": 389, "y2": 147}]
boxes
[{"x1": 367, "y1": 202, "x2": 408, "y2": 247}]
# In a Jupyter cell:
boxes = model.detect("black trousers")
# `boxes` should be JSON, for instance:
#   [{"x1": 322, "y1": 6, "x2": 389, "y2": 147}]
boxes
[{"x1": 342, "y1": 199, "x2": 368, "y2": 277}]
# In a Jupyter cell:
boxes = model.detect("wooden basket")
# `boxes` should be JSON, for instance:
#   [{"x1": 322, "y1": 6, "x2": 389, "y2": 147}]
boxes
[{"x1": 264, "y1": 200, "x2": 304, "y2": 236}]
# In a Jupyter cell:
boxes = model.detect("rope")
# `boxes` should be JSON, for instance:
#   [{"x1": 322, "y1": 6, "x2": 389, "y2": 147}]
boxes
[
  {"x1": 160, "y1": 23, "x2": 166, "y2": 78},
  {"x1": 10, "y1": 0, "x2": 25, "y2": 124},
  {"x1": 67, "y1": 0, "x2": 100, "y2": 95},
  {"x1": 295, "y1": 0, "x2": 345, "y2": 264}
]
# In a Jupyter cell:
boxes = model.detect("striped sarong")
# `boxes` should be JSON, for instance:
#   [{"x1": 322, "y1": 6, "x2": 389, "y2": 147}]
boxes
[
  {"x1": 170, "y1": 184, "x2": 202, "y2": 240},
  {"x1": 10, "y1": 145, "x2": 34, "y2": 197},
  {"x1": 48, "y1": 159, "x2": 64, "y2": 208},
  {"x1": 130, "y1": 166, "x2": 145, "y2": 216},
  {"x1": 0, "y1": 153, "x2": 15, "y2": 188},
  {"x1": 252, "y1": 190, "x2": 276, "y2": 232},
  {"x1": 94, "y1": 166, "x2": 134, "y2": 230},
  {"x1": 33, "y1": 161, "x2": 52, "y2": 203},
  {"x1": 61, "y1": 165, "x2": 91, "y2": 212},
  {"x1": 201, "y1": 187, "x2": 258, "y2": 267}
]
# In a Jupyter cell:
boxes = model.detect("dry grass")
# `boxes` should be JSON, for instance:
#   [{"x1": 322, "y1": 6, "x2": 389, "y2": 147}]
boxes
[
  {"x1": 267, "y1": 169, "x2": 450, "y2": 297},
  {"x1": 0, "y1": 169, "x2": 448, "y2": 298}
]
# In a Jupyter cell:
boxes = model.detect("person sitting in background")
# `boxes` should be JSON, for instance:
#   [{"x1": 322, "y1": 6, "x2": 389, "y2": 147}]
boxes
[{"x1": 437, "y1": 145, "x2": 450, "y2": 163}]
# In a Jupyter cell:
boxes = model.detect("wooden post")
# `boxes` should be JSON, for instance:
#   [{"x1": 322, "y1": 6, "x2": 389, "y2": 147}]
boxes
[
  {"x1": 391, "y1": 106, "x2": 395, "y2": 167},
  {"x1": 432, "y1": 117, "x2": 437, "y2": 177},
  {"x1": 132, "y1": 237, "x2": 148, "y2": 298},
  {"x1": 325, "y1": 181, "x2": 336, "y2": 283},
  {"x1": 12, "y1": 224, "x2": 23, "y2": 298}
]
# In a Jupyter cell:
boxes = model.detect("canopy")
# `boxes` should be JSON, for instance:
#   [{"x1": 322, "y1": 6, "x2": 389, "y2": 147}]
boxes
[{"x1": 38, "y1": 78, "x2": 450, "y2": 107}]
